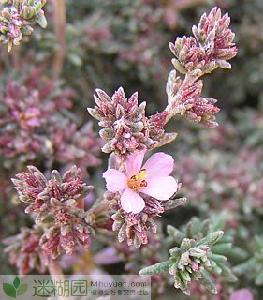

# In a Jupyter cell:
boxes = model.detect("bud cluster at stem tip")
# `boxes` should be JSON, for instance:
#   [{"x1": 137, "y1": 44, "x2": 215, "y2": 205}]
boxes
[{"x1": 0, "y1": 0, "x2": 47, "y2": 51}]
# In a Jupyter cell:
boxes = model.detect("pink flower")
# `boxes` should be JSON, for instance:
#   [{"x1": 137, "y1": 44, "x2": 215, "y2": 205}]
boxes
[
  {"x1": 103, "y1": 151, "x2": 177, "y2": 214},
  {"x1": 229, "y1": 289, "x2": 254, "y2": 300}
]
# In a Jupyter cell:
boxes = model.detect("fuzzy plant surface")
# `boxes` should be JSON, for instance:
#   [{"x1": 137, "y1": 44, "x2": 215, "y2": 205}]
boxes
[
  {"x1": 139, "y1": 216, "x2": 239, "y2": 295},
  {"x1": 87, "y1": 7, "x2": 237, "y2": 255},
  {"x1": 234, "y1": 236, "x2": 263, "y2": 286},
  {"x1": 0, "y1": 68, "x2": 101, "y2": 171},
  {"x1": 4, "y1": 165, "x2": 97, "y2": 274},
  {"x1": 0, "y1": 0, "x2": 47, "y2": 51},
  {"x1": 4, "y1": 3, "x2": 262, "y2": 300}
]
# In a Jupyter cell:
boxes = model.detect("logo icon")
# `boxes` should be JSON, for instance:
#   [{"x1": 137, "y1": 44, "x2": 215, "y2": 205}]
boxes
[{"x1": 3, "y1": 277, "x2": 28, "y2": 298}]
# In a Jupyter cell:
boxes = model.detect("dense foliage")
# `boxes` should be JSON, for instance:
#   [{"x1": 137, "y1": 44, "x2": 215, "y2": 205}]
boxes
[{"x1": 0, "y1": 1, "x2": 262, "y2": 300}]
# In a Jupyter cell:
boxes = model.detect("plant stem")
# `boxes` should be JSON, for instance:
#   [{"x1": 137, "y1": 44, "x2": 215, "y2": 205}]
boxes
[
  {"x1": 52, "y1": 0, "x2": 66, "y2": 79},
  {"x1": 92, "y1": 200, "x2": 110, "y2": 216},
  {"x1": 48, "y1": 261, "x2": 69, "y2": 300},
  {"x1": 11, "y1": 46, "x2": 21, "y2": 69},
  {"x1": 49, "y1": 260, "x2": 64, "y2": 277}
]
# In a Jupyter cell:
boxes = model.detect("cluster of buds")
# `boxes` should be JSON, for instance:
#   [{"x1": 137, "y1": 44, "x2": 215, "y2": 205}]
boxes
[
  {"x1": 38, "y1": 200, "x2": 93, "y2": 260},
  {"x1": 3, "y1": 226, "x2": 47, "y2": 275},
  {"x1": 166, "y1": 70, "x2": 220, "y2": 127},
  {"x1": 88, "y1": 87, "x2": 177, "y2": 157},
  {"x1": 168, "y1": 238, "x2": 214, "y2": 294},
  {"x1": 88, "y1": 87, "x2": 152, "y2": 156},
  {"x1": 89, "y1": 7, "x2": 237, "y2": 160},
  {"x1": 166, "y1": 7, "x2": 237, "y2": 127},
  {"x1": 110, "y1": 193, "x2": 165, "y2": 248},
  {"x1": 140, "y1": 216, "x2": 238, "y2": 295},
  {"x1": 169, "y1": 7, "x2": 237, "y2": 74},
  {"x1": 4, "y1": 165, "x2": 95, "y2": 273},
  {"x1": 109, "y1": 192, "x2": 186, "y2": 248},
  {"x1": 0, "y1": 69, "x2": 101, "y2": 171},
  {"x1": 0, "y1": 0, "x2": 47, "y2": 51}
]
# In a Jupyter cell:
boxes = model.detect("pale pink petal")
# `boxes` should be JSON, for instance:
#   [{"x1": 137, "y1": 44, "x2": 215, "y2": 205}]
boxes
[
  {"x1": 94, "y1": 247, "x2": 122, "y2": 264},
  {"x1": 140, "y1": 176, "x2": 177, "y2": 201},
  {"x1": 230, "y1": 289, "x2": 254, "y2": 300},
  {"x1": 103, "y1": 169, "x2": 127, "y2": 192},
  {"x1": 124, "y1": 150, "x2": 145, "y2": 177},
  {"x1": 142, "y1": 152, "x2": 174, "y2": 178},
  {"x1": 121, "y1": 188, "x2": 145, "y2": 214}
]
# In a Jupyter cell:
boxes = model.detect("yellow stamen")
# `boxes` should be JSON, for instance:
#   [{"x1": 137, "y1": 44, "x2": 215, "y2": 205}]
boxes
[{"x1": 127, "y1": 169, "x2": 147, "y2": 191}]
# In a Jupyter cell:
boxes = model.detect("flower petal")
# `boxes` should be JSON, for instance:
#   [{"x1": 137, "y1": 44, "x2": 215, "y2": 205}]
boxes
[
  {"x1": 141, "y1": 176, "x2": 177, "y2": 201},
  {"x1": 230, "y1": 289, "x2": 254, "y2": 300},
  {"x1": 103, "y1": 169, "x2": 127, "y2": 192},
  {"x1": 121, "y1": 188, "x2": 145, "y2": 214},
  {"x1": 124, "y1": 150, "x2": 145, "y2": 177},
  {"x1": 94, "y1": 247, "x2": 122, "y2": 264},
  {"x1": 142, "y1": 152, "x2": 174, "y2": 178}
]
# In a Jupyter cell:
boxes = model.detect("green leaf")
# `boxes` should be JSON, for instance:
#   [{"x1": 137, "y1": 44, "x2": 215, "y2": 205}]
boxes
[
  {"x1": 210, "y1": 260, "x2": 223, "y2": 275},
  {"x1": 212, "y1": 243, "x2": 232, "y2": 254},
  {"x1": 35, "y1": 13, "x2": 47, "y2": 28},
  {"x1": 3, "y1": 283, "x2": 16, "y2": 298},
  {"x1": 167, "y1": 225, "x2": 184, "y2": 244},
  {"x1": 209, "y1": 213, "x2": 227, "y2": 231},
  {"x1": 186, "y1": 217, "x2": 200, "y2": 237},
  {"x1": 211, "y1": 254, "x2": 227, "y2": 265},
  {"x1": 180, "y1": 270, "x2": 191, "y2": 282},
  {"x1": 219, "y1": 264, "x2": 238, "y2": 282},
  {"x1": 181, "y1": 238, "x2": 195, "y2": 250},
  {"x1": 255, "y1": 236, "x2": 263, "y2": 250},
  {"x1": 139, "y1": 261, "x2": 170, "y2": 275},
  {"x1": 256, "y1": 272, "x2": 263, "y2": 285},
  {"x1": 219, "y1": 232, "x2": 233, "y2": 244},
  {"x1": 13, "y1": 277, "x2": 20, "y2": 289},
  {"x1": 171, "y1": 58, "x2": 187, "y2": 75},
  {"x1": 167, "y1": 225, "x2": 180, "y2": 238},
  {"x1": 197, "y1": 231, "x2": 224, "y2": 247},
  {"x1": 17, "y1": 283, "x2": 28, "y2": 296},
  {"x1": 225, "y1": 247, "x2": 248, "y2": 261},
  {"x1": 169, "y1": 247, "x2": 180, "y2": 257},
  {"x1": 233, "y1": 258, "x2": 256, "y2": 275},
  {"x1": 68, "y1": 53, "x2": 82, "y2": 67},
  {"x1": 200, "y1": 269, "x2": 217, "y2": 294}
]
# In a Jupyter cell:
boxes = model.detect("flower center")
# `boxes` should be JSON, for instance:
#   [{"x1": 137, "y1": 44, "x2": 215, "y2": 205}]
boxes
[{"x1": 127, "y1": 169, "x2": 147, "y2": 191}]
